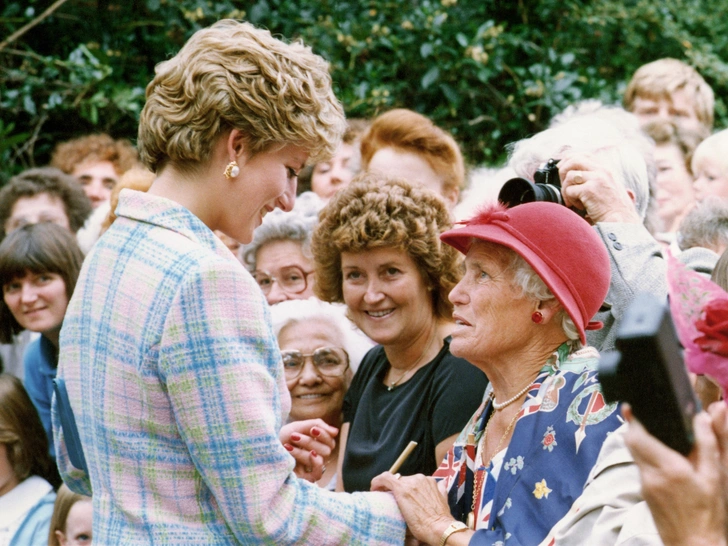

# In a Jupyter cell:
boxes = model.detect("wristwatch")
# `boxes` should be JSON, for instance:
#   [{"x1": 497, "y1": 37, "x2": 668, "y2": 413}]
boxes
[{"x1": 439, "y1": 521, "x2": 469, "y2": 546}]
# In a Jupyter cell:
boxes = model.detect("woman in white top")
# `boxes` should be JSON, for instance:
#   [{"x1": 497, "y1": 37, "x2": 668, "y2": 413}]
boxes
[{"x1": 0, "y1": 374, "x2": 58, "y2": 546}]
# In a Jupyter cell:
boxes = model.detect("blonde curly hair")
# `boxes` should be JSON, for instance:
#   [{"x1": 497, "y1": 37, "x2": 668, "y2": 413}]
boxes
[
  {"x1": 311, "y1": 173, "x2": 461, "y2": 320},
  {"x1": 138, "y1": 19, "x2": 346, "y2": 172}
]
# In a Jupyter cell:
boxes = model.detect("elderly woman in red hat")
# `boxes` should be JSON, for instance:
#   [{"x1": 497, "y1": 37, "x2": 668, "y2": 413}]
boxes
[{"x1": 372, "y1": 201, "x2": 623, "y2": 546}]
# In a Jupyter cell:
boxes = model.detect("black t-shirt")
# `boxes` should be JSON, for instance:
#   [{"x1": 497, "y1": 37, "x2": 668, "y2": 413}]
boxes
[{"x1": 342, "y1": 336, "x2": 489, "y2": 493}]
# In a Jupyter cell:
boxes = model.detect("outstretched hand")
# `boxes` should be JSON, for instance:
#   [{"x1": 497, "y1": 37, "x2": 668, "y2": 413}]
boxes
[{"x1": 371, "y1": 471, "x2": 465, "y2": 545}]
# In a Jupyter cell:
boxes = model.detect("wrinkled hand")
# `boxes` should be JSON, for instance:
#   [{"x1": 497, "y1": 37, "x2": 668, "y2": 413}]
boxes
[
  {"x1": 558, "y1": 152, "x2": 642, "y2": 225},
  {"x1": 371, "y1": 472, "x2": 465, "y2": 545},
  {"x1": 280, "y1": 419, "x2": 338, "y2": 483},
  {"x1": 624, "y1": 403, "x2": 728, "y2": 546}
]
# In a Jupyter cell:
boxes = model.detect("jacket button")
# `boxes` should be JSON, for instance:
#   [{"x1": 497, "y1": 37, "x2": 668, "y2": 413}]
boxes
[
  {"x1": 613, "y1": 242, "x2": 623, "y2": 250},
  {"x1": 608, "y1": 232, "x2": 617, "y2": 241}
]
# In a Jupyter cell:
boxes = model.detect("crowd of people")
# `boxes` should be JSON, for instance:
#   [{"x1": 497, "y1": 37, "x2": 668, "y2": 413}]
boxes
[{"x1": 1, "y1": 17, "x2": 728, "y2": 546}]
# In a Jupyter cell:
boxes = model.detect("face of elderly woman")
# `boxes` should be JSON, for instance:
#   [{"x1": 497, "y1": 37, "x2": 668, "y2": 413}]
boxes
[
  {"x1": 278, "y1": 318, "x2": 350, "y2": 425},
  {"x1": 341, "y1": 246, "x2": 434, "y2": 348},
  {"x1": 448, "y1": 241, "x2": 535, "y2": 364},
  {"x1": 255, "y1": 240, "x2": 315, "y2": 305}
]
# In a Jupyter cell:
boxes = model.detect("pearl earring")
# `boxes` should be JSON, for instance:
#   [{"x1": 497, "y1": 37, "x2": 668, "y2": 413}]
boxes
[{"x1": 224, "y1": 161, "x2": 240, "y2": 179}]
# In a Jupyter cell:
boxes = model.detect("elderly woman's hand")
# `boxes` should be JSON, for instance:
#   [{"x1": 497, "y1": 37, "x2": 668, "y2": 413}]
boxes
[
  {"x1": 280, "y1": 419, "x2": 338, "y2": 482},
  {"x1": 371, "y1": 472, "x2": 471, "y2": 545},
  {"x1": 624, "y1": 403, "x2": 728, "y2": 546},
  {"x1": 557, "y1": 151, "x2": 642, "y2": 225}
]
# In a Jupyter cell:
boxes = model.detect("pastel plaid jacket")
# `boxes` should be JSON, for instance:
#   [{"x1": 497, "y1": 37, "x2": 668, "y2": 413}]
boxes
[{"x1": 53, "y1": 190, "x2": 405, "y2": 545}]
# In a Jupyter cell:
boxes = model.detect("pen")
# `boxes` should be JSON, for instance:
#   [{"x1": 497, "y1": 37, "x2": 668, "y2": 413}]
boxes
[{"x1": 389, "y1": 440, "x2": 418, "y2": 474}]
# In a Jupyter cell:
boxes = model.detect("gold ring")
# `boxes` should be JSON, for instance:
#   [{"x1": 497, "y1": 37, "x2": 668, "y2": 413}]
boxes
[
  {"x1": 573, "y1": 172, "x2": 584, "y2": 184},
  {"x1": 304, "y1": 466, "x2": 313, "y2": 473}
]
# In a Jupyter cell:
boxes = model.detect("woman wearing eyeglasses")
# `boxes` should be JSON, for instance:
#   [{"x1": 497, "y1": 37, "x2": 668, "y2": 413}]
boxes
[
  {"x1": 242, "y1": 191, "x2": 323, "y2": 304},
  {"x1": 271, "y1": 298, "x2": 375, "y2": 490}
]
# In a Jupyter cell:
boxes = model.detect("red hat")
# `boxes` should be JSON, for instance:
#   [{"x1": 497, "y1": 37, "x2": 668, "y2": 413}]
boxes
[{"x1": 440, "y1": 202, "x2": 610, "y2": 344}]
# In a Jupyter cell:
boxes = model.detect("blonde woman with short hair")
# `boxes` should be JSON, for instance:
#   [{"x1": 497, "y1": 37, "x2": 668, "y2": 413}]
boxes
[{"x1": 54, "y1": 20, "x2": 404, "y2": 544}]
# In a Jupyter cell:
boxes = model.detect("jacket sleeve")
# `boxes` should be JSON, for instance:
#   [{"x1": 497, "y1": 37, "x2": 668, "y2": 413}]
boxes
[{"x1": 159, "y1": 259, "x2": 405, "y2": 545}]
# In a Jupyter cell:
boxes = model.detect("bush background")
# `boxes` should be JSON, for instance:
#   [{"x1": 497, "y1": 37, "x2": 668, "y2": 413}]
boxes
[{"x1": 1, "y1": 0, "x2": 727, "y2": 182}]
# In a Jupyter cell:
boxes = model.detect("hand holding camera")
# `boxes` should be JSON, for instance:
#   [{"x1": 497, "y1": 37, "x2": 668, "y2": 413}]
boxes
[{"x1": 498, "y1": 151, "x2": 641, "y2": 224}]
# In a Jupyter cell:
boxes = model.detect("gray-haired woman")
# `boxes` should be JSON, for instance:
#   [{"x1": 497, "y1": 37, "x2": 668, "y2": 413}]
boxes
[{"x1": 242, "y1": 191, "x2": 323, "y2": 304}]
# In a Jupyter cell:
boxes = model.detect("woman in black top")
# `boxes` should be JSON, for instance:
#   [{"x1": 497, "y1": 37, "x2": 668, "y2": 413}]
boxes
[{"x1": 311, "y1": 174, "x2": 488, "y2": 492}]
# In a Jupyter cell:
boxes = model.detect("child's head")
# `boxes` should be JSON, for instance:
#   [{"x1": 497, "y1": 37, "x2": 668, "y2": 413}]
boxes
[
  {"x1": 691, "y1": 129, "x2": 728, "y2": 202},
  {"x1": 48, "y1": 484, "x2": 92, "y2": 546},
  {"x1": 0, "y1": 223, "x2": 84, "y2": 343},
  {"x1": 624, "y1": 58, "x2": 714, "y2": 135}
]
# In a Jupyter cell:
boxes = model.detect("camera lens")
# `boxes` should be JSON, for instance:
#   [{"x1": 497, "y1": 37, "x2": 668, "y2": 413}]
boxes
[
  {"x1": 498, "y1": 178, "x2": 565, "y2": 207},
  {"x1": 498, "y1": 177, "x2": 537, "y2": 207},
  {"x1": 532, "y1": 184, "x2": 564, "y2": 205}
]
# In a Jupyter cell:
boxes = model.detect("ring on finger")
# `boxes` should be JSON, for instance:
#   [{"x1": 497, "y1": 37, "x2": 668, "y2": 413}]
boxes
[
  {"x1": 304, "y1": 466, "x2": 313, "y2": 473},
  {"x1": 573, "y1": 172, "x2": 584, "y2": 184}
]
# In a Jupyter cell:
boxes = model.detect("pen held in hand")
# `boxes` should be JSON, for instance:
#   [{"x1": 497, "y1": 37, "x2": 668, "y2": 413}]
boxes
[{"x1": 389, "y1": 440, "x2": 418, "y2": 474}]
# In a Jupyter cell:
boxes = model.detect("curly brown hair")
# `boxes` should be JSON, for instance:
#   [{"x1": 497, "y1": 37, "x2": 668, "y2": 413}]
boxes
[
  {"x1": 50, "y1": 133, "x2": 138, "y2": 176},
  {"x1": 311, "y1": 173, "x2": 461, "y2": 320}
]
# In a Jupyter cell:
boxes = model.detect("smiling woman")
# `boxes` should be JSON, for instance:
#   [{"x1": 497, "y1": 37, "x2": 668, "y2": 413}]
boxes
[
  {"x1": 52, "y1": 19, "x2": 407, "y2": 545},
  {"x1": 271, "y1": 298, "x2": 375, "y2": 490},
  {"x1": 311, "y1": 174, "x2": 488, "y2": 493},
  {"x1": 0, "y1": 223, "x2": 84, "y2": 460}
]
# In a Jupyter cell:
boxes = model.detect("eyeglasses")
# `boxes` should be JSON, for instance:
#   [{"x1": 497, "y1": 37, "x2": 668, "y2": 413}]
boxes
[
  {"x1": 281, "y1": 346, "x2": 350, "y2": 379},
  {"x1": 252, "y1": 266, "x2": 313, "y2": 296}
]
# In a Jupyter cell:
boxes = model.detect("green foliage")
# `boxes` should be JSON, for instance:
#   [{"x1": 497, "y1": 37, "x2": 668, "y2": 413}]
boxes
[{"x1": 1, "y1": 0, "x2": 727, "y2": 181}]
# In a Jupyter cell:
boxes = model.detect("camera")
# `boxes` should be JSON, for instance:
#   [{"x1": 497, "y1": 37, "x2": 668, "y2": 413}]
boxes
[
  {"x1": 598, "y1": 292, "x2": 700, "y2": 455},
  {"x1": 498, "y1": 158, "x2": 564, "y2": 208}
]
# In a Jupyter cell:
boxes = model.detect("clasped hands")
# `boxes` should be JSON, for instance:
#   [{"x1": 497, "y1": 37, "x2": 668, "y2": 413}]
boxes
[{"x1": 280, "y1": 419, "x2": 338, "y2": 483}]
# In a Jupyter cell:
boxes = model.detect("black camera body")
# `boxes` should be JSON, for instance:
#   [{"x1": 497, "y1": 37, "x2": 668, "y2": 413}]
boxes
[
  {"x1": 498, "y1": 158, "x2": 564, "y2": 208},
  {"x1": 598, "y1": 292, "x2": 700, "y2": 455}
]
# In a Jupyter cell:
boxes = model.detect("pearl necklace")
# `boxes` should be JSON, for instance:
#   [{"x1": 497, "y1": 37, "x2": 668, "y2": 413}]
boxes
[{"x1": 492, "y1": 381, "x2": 533, "y2": 411}]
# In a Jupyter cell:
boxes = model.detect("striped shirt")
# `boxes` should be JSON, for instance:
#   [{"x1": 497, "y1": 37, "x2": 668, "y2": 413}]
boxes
[{"x1": 53, "y1": 189, "x2": 404, "y2": 544}]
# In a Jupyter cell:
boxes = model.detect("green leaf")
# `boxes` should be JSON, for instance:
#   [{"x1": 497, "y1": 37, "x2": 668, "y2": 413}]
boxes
[{"x1": 421, "y1": 67, "x2": 440, "y2": 89}]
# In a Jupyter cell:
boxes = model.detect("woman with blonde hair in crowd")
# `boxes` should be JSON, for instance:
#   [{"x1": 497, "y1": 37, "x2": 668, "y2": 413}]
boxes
[
  {"x1": 48, "y1": 484, "x2": 92, "y2": 546},
  {"x1": 360, "y1": 108, "x2": 465, "y2": 210},
  {"x1": 312, "y1": 174, "x2": 488, "y2": 493},
  {"x1": 53, "y1": 19, "x2": 405, "y2": 544}
]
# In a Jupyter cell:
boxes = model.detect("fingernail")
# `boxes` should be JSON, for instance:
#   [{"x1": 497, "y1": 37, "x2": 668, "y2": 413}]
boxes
[
  {"x1": 290, "y1": 433, "x2": 302, "y2": 441},
  {"x1": 311, "y1": 427, "x2": 320, "y2": 437},
  {"x1": 284, "y1": 443, "x2": 293, "y2": 452},
  {"x1": 310, "y1": 450, "x2": 317, "y2": 458}
]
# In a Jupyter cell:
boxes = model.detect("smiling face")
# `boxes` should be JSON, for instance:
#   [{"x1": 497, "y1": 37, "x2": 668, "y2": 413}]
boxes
[
  {"x1": 5, "y1": 193, "x2": 71, "y2": 235},
  {"x1": 448, "y1": 241, "x2": 535, "y2": 367},
  {"x1": 72, "y1": 160, "x2": 118, "y2": 208},
  {"x1": 653, "y1": 142, "x2": 695, "y2": 231},
  {"x1": 56, "y1": 499, "x2": 93, "y2": 546},
  {"x1": 278, "y1": 318, "x2": 350, "y2": 425},
  {"x1": 311, "y1": 143, "x2": 355, "y2": 201},
  {"x1": 3, "y1": 270, "x2": 68, "y2": 337},
  {"x1": 254, "y1": 239, "x2": 315, "y2": 305},
  {"x1": 220, "y1": 144, "x2": 307, "y2": 244},
  {"x1": 341, "y1": 246, "x2": 434, "y2": 349}
]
